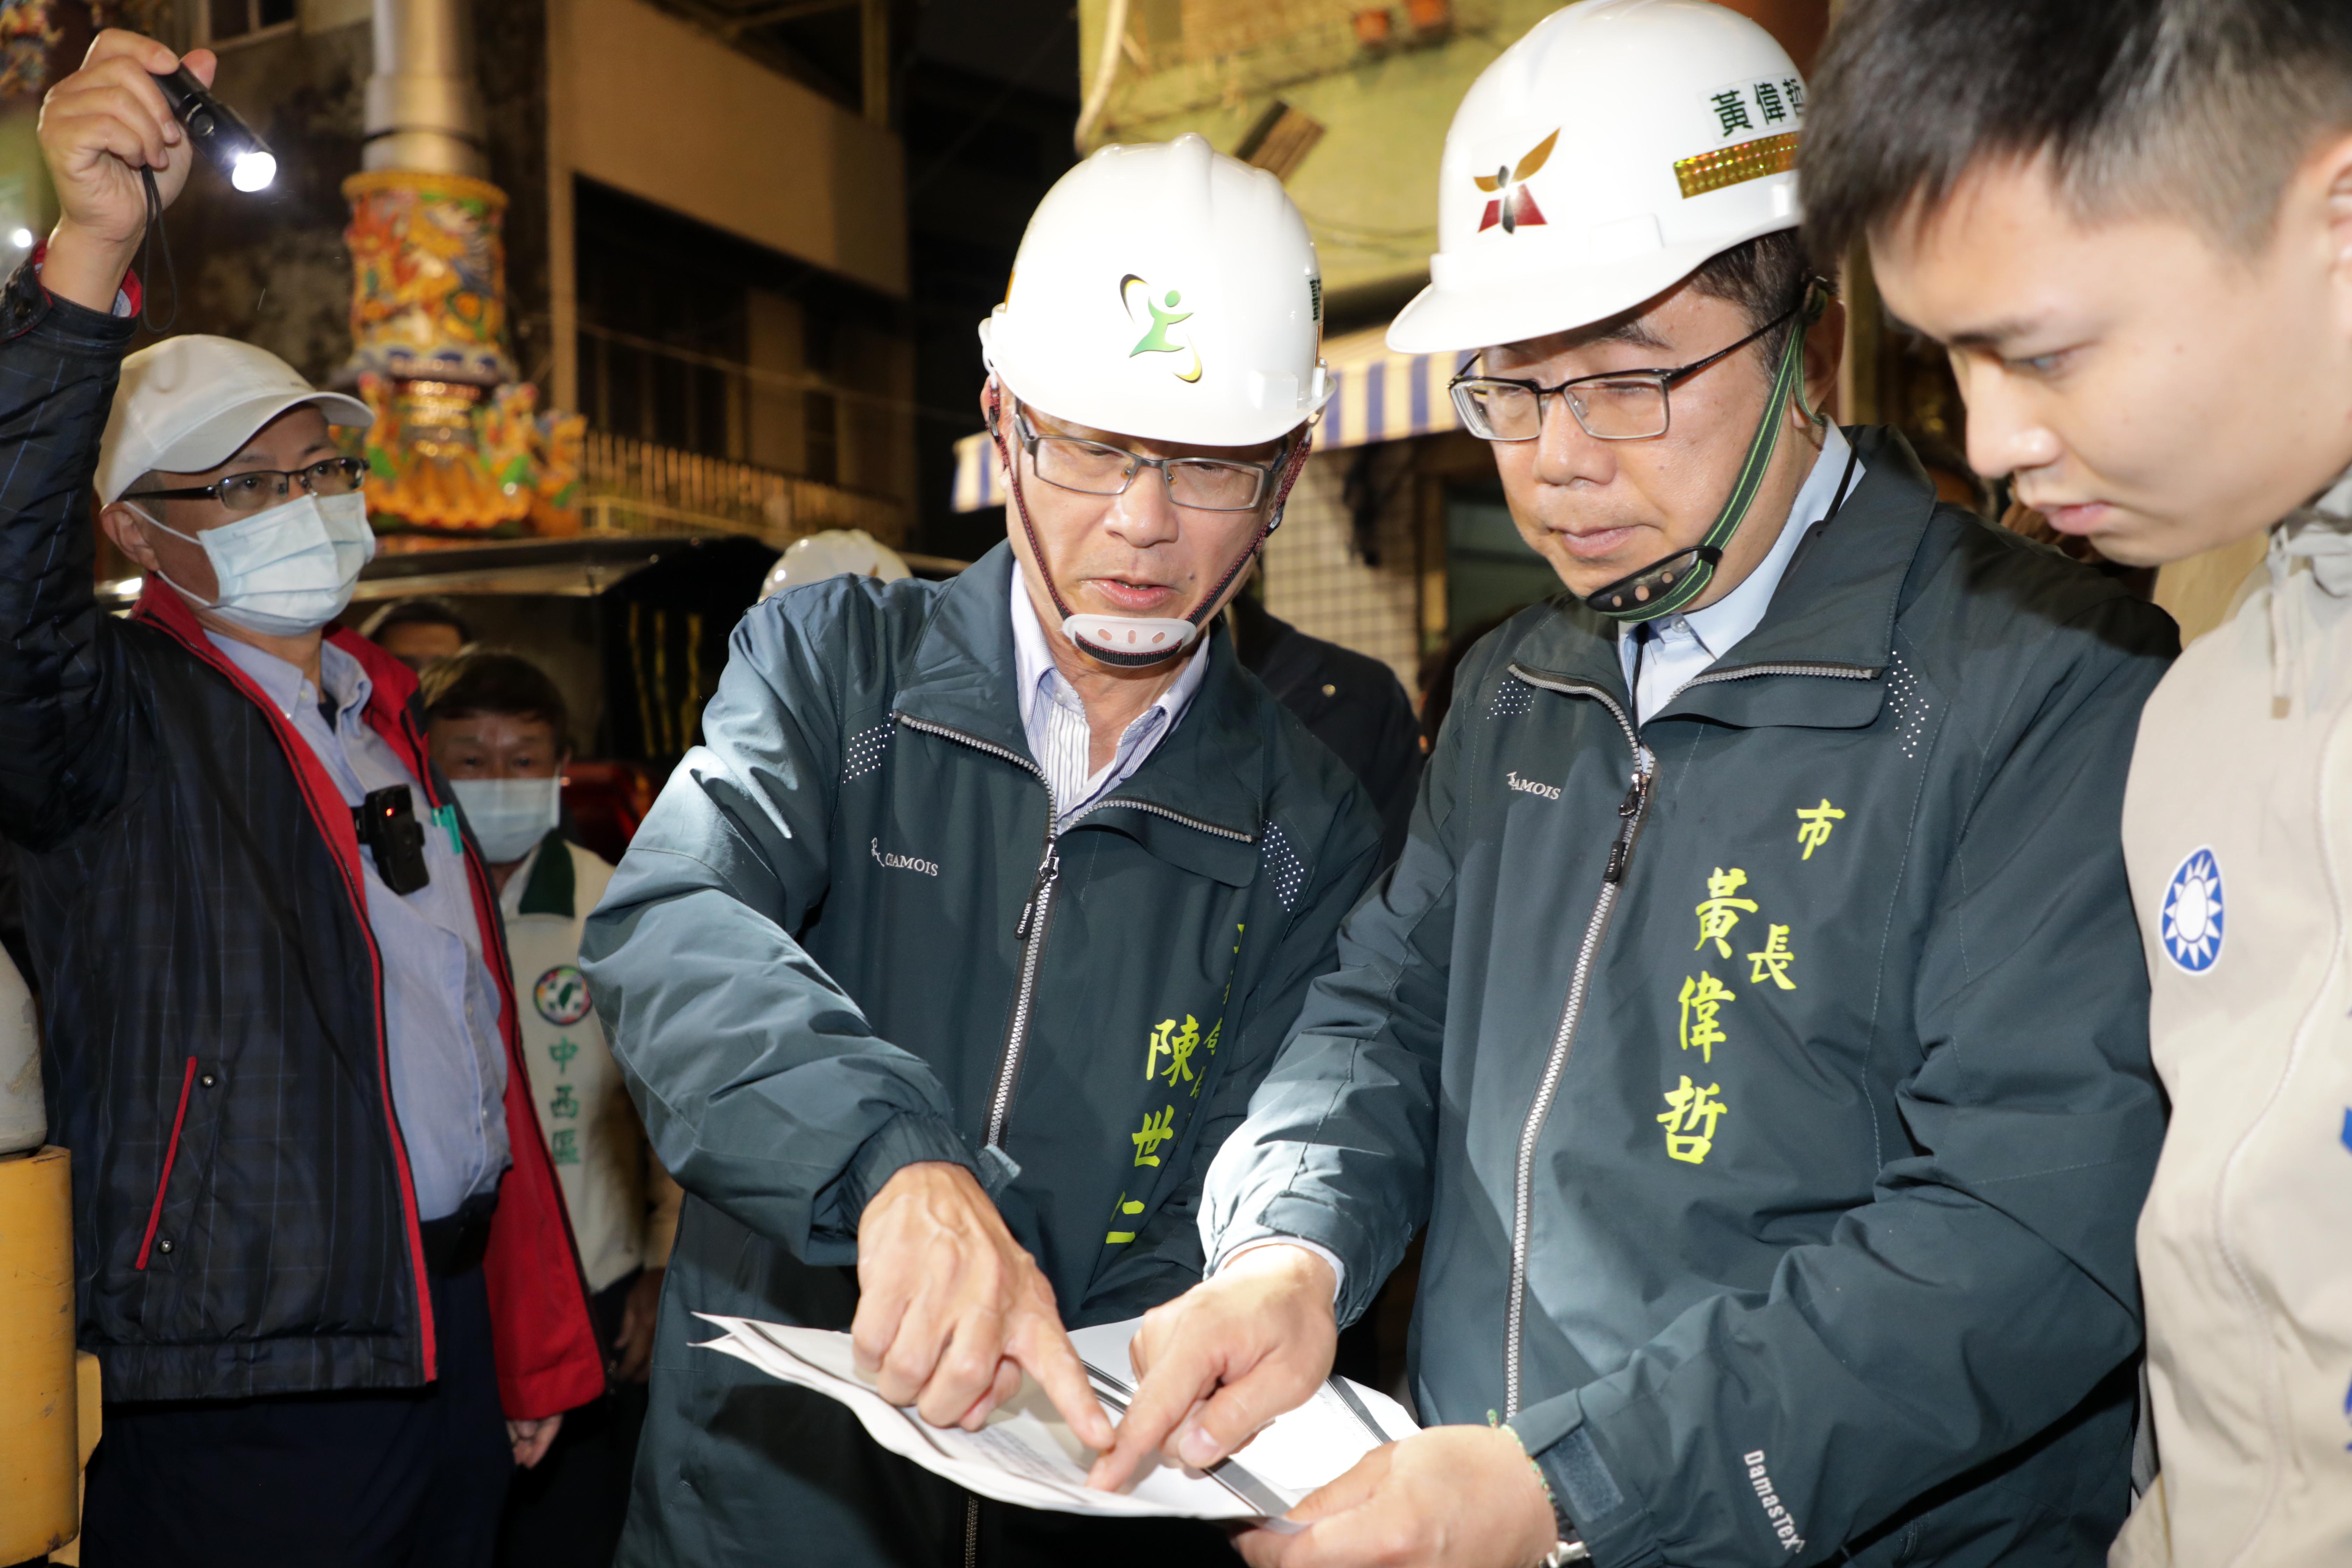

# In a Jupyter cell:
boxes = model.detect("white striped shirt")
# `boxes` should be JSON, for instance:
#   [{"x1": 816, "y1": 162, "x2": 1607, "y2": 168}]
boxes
[{"x1": 1010, "y1": 570, "x2": 1210, "y2": 829}]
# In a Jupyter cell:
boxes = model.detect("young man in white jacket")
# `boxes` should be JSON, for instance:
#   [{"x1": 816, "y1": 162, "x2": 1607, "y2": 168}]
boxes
[{"x1": 1804, "y1": 2, "x2": 2352, "y2": 1562}]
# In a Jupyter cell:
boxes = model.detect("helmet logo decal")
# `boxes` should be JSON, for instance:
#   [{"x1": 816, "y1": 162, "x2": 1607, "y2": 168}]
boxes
[
  {"x1": 1474, "y1": 129, "x2": 1557, "y2": 235},
  {"x1": 1121, "y1": 273, "x2": 1202, "y2": 383}
]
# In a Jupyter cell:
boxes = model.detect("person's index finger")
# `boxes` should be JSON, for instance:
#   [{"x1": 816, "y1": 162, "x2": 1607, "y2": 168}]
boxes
[
  {"x1": 109, "y1": 56, "x2": 181, "y2": 126},
  {"x1": 1087, "y1": 1346, "x2": 1217, "y2": 1489},
  {"x1": 1018, "y1": 1327, "x2": 1115, "y2": 1451}
]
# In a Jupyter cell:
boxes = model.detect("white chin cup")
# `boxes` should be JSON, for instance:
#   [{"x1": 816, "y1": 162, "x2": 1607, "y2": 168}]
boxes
[{"x1": 1064, "y1": 614, "x2": 1199, "y2": 664}]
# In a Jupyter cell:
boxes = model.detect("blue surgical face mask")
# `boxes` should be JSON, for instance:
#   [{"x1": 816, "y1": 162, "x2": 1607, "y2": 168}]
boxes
[
  {"x1": 451, "y1": 775, "x2": 561, "y2": 865},
  {"x1": 134, "y1": 490, "x2": 377, "y2": 636}
]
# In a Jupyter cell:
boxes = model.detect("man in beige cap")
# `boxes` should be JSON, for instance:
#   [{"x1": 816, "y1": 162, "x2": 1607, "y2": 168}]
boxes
[{"x1": 0, "y1": 29, "x2": 601, "y2": 1568}]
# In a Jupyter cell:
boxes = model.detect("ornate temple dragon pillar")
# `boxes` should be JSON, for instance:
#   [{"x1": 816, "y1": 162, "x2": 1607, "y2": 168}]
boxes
[{"x1": 346, "y1": 0, "x2": 581, "y2": 536}]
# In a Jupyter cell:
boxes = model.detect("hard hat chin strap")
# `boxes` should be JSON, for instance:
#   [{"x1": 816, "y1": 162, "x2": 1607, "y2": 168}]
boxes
[
  {"x1": 987, "y1": 380, "x2": 1314, "y2": 667},
  {"x1": 1584, "y1": 280, "x2": 1829, "y2": 624}
]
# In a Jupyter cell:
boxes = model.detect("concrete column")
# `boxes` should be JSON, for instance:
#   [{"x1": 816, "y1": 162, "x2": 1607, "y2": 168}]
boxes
[{"x1": 364, "y1": 0, "x2": 489, "y2": 176}]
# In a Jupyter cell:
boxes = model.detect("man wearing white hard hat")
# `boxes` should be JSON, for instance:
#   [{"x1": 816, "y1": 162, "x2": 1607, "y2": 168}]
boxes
[
  {"x1": 0, "y1": 31, "x2": 600, "y2": 1565},
  {"x1": 579, "y1": 131, "x2": 1379, "y2": 1566},
  {"x1": 1102, "y1": 4, "x2": 2176, "y2": 1565}
]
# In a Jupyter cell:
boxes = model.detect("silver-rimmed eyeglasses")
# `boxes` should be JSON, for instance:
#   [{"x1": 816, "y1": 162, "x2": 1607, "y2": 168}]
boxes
[{"x1": 1012, "y1": 407, "x2": 1281, "y2": 512}]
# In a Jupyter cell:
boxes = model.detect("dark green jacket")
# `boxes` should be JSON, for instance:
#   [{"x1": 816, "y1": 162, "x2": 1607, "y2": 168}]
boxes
[
  {"x1": 580, "y1": 544, "x2": 1380, "y2": 1567},
  {"x1": 1203, "y1": 429, "x2": 2176, "y2": 1567}
]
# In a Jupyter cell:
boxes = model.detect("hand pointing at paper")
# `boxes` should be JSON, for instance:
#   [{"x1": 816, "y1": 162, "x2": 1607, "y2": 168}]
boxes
[
  {"x1": 1088, "y1": 1242, "x2": 1339, "y2": 1492},
  {"x1": 853, "y1": 1160, "x2": 1113, "y2": 1448}
]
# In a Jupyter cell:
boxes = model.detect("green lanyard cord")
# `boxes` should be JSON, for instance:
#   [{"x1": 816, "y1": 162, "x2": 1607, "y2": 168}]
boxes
[{"x1": 1584, "y1": 283, "x2": 1827, "y2": 624}]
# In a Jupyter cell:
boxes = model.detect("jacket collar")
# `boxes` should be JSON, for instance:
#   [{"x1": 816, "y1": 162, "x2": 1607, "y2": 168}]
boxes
[
  {"x1": 892, "y1": 544, "x2": 1268, "y2": 877},
  {"x1": 132, "y1": 580, "x2": 429, "y2": 760},
  {"x1": 513, "y1": 830, "x2": 576, "y2": 918},
  {"x1": 1508, "y1": 425, "x2": 1933, "y2": 733}
]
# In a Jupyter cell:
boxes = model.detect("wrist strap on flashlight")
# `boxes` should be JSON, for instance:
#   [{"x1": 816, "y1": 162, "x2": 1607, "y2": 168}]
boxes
[
  {"x1": 1582, "y1": 278, "x2": 1829, "y2": 624},
  {"x1": 138, "y1": 168, "x2": 178, "y2": 336}
]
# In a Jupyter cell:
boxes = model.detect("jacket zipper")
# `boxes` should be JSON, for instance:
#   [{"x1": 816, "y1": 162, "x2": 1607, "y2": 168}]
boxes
[
  {"x1": 1669, "y1": 659, "x2": 1878, "y2": 702},
  {"x1": 897, "y1": 715, "x2": 1061, "y2": 1157},
  {"x1": 894, "y1": 714, "x2": 1254, "y2": 1161},
  {"x1": 1502, "y1": 667, "x2": 1653, "y2": 1417},
  {"x1": 998, "y1": 833, "x2": 1062, "y2": 1147},
  {"x1": 1495, "y1": 655, "x2": 1881, "y2": 1415}
]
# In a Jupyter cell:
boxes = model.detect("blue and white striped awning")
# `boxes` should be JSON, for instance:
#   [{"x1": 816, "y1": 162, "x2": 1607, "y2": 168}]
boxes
[
  {"x1": 1316, "y1": 325, "x2": 1472, "y2": 451},
  {"x1": 949, "y1": 327, "x2": 1469, "y2": 512}
]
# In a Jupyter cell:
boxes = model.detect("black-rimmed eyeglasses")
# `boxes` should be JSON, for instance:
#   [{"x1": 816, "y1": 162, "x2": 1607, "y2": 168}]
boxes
[
  {"x1": 1449, "y1": 296, "x2": 1806, "y2": 443},
  {"x1": 126, "y1": 455, "x2": 369, "y2": 514}
]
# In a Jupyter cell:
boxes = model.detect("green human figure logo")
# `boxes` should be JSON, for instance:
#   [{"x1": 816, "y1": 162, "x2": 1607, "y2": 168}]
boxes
[
  {"x1": 1133, "y1": 289, "x2": 1191, "y2": 354},
  {"x1": 1120, "y1": 273, "x2": 1203, "y2": 383}
]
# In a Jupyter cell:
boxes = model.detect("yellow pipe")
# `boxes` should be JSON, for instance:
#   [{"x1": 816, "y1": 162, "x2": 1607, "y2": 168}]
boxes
[{"x1": 0, "y1": 1145, "x2": 76, "y2": 1559}]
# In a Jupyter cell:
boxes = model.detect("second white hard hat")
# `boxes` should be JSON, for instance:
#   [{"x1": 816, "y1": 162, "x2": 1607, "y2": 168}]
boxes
[
  {"x1": 1388, "y1": 0, "x2": 1806, "y2": 356},
  {"x1": 758, "y1": 528, "x2": 911, "y2": 601},
  {"x1": 979, "y1": 133, "x2": 1330, "y2": 450}
]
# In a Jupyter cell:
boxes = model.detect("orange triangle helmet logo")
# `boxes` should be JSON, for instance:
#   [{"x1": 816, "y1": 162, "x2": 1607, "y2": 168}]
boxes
[{"x1": 1474, "y1": 129, "x2": 1558, "y2": 235}]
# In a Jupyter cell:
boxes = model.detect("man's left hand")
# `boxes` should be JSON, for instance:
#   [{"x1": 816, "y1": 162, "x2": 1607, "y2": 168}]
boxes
[
  {"x1": 506, "y1": 1414, "x2": 562, "y2": 1470},
  {"x1": 1235, "y1": 1426, "x2": 1559, "y2": 1568}
]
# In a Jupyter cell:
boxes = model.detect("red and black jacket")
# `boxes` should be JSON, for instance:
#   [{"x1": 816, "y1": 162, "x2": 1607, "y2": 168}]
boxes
[{"x1": 0, "y1": 276, "x2": 602, "y2": 1417}]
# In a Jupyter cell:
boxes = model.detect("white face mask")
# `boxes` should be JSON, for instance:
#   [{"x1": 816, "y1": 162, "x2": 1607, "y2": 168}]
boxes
[
  {"x1": 451, "y1": 775, "x2": 561, "y2": 865},
  {"x1": 135, "y1": 490, "x2": 378, "y2": 636}
]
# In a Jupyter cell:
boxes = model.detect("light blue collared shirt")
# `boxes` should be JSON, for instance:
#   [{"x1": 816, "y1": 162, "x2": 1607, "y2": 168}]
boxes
[
  {"x1": 1618, "y1": 424, "x2": 1862, "y2": 724},
  {"x1": 1009, "y1": 570, "x2": 1210, "y2": 830},
  {"x1": 207, "y1": 632, "x2": 510, "y2": 1219}
]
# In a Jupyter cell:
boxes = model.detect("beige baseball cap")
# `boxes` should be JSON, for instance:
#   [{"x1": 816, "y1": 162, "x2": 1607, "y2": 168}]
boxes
[{"x1": 96, "y1": 335, "x2": 372, "y2": 505}]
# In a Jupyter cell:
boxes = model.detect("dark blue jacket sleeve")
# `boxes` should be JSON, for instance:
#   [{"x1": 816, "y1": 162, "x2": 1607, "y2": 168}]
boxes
[
  {"x1": 580, "y1": 590, "x2": 975, "y2": 1269},
  {"x1": 1200, "y1": 673, "x2": 1471, "y2": 1330},
  {"x1": 0, "y1": 283, "x2": 140, "y2": 850}
]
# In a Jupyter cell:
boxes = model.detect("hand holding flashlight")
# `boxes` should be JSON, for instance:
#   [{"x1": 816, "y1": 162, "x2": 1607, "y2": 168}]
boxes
[
  {"x1": 34, "y1": 31, "x2": 215, "y2": 313},
  {"x1": 153, "y1": 63, "x2": 277, "y2": 193}
]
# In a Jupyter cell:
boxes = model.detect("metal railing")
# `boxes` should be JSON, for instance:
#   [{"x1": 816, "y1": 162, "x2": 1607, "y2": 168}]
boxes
[{"x1": 579, "y1": 428, "x2": 908, "y2": 544}]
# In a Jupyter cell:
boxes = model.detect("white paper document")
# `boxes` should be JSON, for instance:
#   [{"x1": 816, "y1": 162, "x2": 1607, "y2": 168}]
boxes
[{"x1": 694, "y1": 1312, "x2": 1418, "y2": 1525}]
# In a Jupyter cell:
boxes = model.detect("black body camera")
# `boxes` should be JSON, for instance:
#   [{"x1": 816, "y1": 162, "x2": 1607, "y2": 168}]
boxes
[{"x1": 354, "y1": 785, "x2": 433, "y2": 895}]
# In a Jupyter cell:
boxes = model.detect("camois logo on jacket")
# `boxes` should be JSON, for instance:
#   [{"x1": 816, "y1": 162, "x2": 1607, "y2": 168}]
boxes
[
  {"x1": 1506, "y1": 769, "x2": 1561, "y2": 801},
  {"x1": 871, "y1": 838, "x2": 939, "y2": 877},
  {"x1": 2160, "y1": 846, "x2": 2224, "y2": 974}
]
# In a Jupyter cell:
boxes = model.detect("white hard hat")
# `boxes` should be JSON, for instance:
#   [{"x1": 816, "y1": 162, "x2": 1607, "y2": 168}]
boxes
[
  {"x1": 1388, "y1": 0, "x2": 1806, "y2": 355},
  {"x1": 97, "y1": 335, "x2": 372, "y2": 504},
  {"x1": 979, "y1": 133, "x2": 1330, "y2": 450},
  {"x1": 758, "y1": 529, "x2": 911, "y2": 601}
]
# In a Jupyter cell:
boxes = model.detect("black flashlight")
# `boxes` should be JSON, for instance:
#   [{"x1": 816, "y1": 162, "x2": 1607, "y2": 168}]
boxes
[{"x1": 152, "y1": 65, "x2": 276, "y2": 192}]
